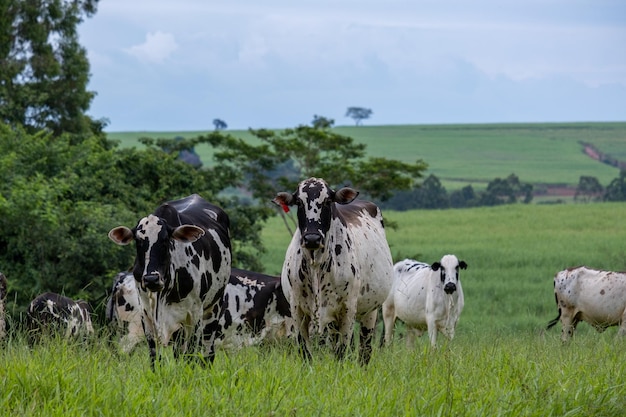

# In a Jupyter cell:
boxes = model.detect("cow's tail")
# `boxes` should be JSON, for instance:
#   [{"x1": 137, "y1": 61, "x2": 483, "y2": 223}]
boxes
[{"x1": 546, "y1": 293, "x2": 561, "y2": 330}]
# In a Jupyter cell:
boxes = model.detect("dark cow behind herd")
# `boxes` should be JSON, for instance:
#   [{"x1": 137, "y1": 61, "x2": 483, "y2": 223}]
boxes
[
  {"x1": 26, "y1": 292, "x2": 94, "y2": 343},
  {"x1": 108, "y1": 194, "x2": 231, "y2": 366},
  {"x1": 106, "y1": 267, "x2": 292, "y2": 352},
  {"x1": 274, "y1": 177, "x2": 393, "y2": 365}
]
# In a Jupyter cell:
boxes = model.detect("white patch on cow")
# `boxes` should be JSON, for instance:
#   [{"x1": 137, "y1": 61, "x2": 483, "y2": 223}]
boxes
[
  {"x1": 203, "y1": 208, "x2": 219, "y2": 221},
  {"x1": 548, "y1": 266, "x2": 626, "y2": 342},
  {"x1": 383, "y1": 254, "x2": 466, "y2": 348}
]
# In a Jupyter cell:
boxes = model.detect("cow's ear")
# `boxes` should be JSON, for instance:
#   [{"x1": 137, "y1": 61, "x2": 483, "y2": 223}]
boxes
[
  {"x1": 108, "y1": 227, "x2": 135, "y2": 246},
  {"x1": 459, "y1": 261, "x2": 468, "y2": 270},
  {"x1": 273, "y1": 192, "x2": 294, "y2": 213},
  {"x1": 431, "y1": 262, "x2": 441, "y2": 271},
  {"x1": 334, "y1": 187, "x2": 359, "y2": 205},
  {"x1": 172, "y1": 225, "x2": 205, "y2": 243}
]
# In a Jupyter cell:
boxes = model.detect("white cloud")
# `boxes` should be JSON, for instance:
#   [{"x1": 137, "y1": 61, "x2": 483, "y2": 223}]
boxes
[{"x1": 125, "y1": 31, "x2": 178, "y2": 63}]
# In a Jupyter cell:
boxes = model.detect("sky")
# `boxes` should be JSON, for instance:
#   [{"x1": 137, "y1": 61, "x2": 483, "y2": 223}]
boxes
[{"x1": 79, "y1": 0, "x2": 626, "y2": 132}]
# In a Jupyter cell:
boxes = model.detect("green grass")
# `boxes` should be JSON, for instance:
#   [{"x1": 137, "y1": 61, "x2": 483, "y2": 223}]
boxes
[
  {"x1": 2, "y1": 332, "x2": 624, "y2": 416},
  {"x1": 106, "y1": 122, "x2": 626, "y2": 191},
  {"x1": 3, "y1": 202, "x2": 626, "y2": 416}
]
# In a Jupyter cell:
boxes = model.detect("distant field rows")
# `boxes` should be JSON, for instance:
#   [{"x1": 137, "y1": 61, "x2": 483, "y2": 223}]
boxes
[{"x1": 108, "y1": 122, "x2": 626, "y2": 194}]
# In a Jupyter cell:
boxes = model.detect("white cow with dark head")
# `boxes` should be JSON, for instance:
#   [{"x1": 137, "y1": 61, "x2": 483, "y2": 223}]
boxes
[
  {"x1": 547, "y1": 266, "x2": 626, "y2": 342},
  {"x1": 274, "y1": 177, "x2": 393, "y2": 365},
  {"x1": 383, "y1": 255, "x2": 467, "y2": 347}
]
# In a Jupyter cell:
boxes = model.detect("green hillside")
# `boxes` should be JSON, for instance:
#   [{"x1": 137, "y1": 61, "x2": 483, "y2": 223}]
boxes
[{"x1": 107, "y1": 122, "x2": 626, "y2": 193}]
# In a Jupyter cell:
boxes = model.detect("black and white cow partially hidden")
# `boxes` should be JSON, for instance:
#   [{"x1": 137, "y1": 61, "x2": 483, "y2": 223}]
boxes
[
  {"x1": 273, "y1": 177, "x2": 393, "y2": 365},
  {"x1": 108, "y1": 194, "x2": 231, "y2": 366},
  {"x1": 0, "y1": 272, "x2": 7, "y2": 340},
  {"x1": 107, "y1": 268, "x2": 292, "y2": 352},
  {"x1": 217, "y1": 268, "x2": 293, "y2": 349},
  {"x1": 26, "y1": 292, "x2": 94, "y2": 342},
  {"x1": 106, "y1": 271, "x2": 144, "y2": 353},
  {"x1": 383, "y1": 255, "x2": 467, "y2": 347},
  {"x1": 547, "y1": 266, "x2": 626, "y2": 342}
]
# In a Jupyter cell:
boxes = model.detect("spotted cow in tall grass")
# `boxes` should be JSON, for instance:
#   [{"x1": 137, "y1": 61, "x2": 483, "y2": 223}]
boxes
[
  {"x1": 26, "y1": 292, "x2": 94, "y2": 343},
  {"x1": 106, "y1": 271, "x2": 144, "y2": 353},
  {"x1": 383, "y1": 255, "x2": 467, "y2": 348},
  {"x1": 108, "y1": 194, "x2": 231, "y2": 366},
  {"x1": 273, "y1": 177, "x2": 393, "y2": 365},
  {"x1": 547, "y1": 266, "x2": 626, "y2": 342},
  {"x1": 106, "y1": 268, "x2": 292, "y2": 352},
  {"x1": 216, "y1": 268, "x2": 293, "y2": 348}
]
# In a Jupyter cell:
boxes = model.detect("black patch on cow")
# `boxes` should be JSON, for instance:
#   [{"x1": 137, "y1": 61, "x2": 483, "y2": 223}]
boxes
[
  {"x1": 166, "y1": 268, "x2": 194, "y2": 304},
  {"x1": 334, "y1": 245, "x2": 342, "y2": 256}
]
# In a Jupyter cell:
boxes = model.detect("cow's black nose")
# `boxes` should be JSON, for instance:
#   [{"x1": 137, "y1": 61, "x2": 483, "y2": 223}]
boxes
[
  {"x1": 302, "y1": 233, "x2": 323, "y2": 249},
  {"x1": 143, "y1": 274, "x2": 163, "y2": 291},
  {"x1": 444, "y1": 282, "x2": 456, "y2": 294}
]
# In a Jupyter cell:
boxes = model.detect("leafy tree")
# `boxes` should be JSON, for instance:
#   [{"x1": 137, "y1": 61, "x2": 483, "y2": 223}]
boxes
[
  {"x1": 480, "y1": 174, "x2": 533, "y2": 206},
  {"x1": 574, "y1": 176, "x2": 604, "y2": 203},
  {"x1": 345, "y1": 107, "x2": 373, "y2": 126},
  {"x1": 197, "y1": 117, "x2": 427, "y2": 203},
  {"x1": 213, "y1": 118, "x2": 227, "y2": 131},
  {"x1": 0, "y1": 123, "x2": 269, "y2": 315},
  {"x1": 604, "y1": 170, "x2": 626, "y2": 202},
  {"x1": 0, "y1": 0, "x2": 100, "y2": 136},
  {"x1": 450, "y1": 185, "x2": 478, "y2": 208}
]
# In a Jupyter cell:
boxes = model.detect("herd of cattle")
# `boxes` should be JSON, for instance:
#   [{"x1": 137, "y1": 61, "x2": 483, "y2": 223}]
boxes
[{"x1": 1, "y1": 177, "x2": 625, "y2": 367}]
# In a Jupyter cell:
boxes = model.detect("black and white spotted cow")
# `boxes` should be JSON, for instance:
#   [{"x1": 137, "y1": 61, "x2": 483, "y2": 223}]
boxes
[
  {"x1": 273, "y1": 177, "x2": 393, "y2": 365},
  {"x1": 106, "y1": 271, "x2": 144, "y2": 353},
  {"x1": 0, "y1": 272, "x2": 7, "y2": 340},
  {"x1": 108, "y1": 194, "x2": 231, "y2": 366},
  {"x1": 547, "y1": 266, "x2": 626, "y2": 342},
  {"x1": 106, "y1": 268, "x2": 292, "y2": 352},
  {"x1": 26, "y1": 292, "x2": 94, "y2": 342},
  {"x1": 382, "y1": 255, "x2": 467, "y2": 348},
  {"x1": 217, "y1": 267, "x2": 293, "y2": 349}
]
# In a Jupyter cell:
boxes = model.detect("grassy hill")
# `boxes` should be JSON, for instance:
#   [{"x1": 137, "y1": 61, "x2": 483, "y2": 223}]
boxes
[{"x1": 106, "y1": 122, "x2": 626, "y2": 196}]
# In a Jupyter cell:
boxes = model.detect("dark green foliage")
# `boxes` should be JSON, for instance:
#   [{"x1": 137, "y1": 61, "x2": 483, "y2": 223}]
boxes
[
  {"x1": 479, "y1": 174, "x2": 533, "y2": 206},
  {"x1": 604, "y1": 170, "x2": 626, "y2": 202},
  {"x1": 0, "y1": 0, "x2": 100, "y2": 136},
  {"x1": 575, "y1": 176, "x2": 604, "y2": 202},
  {"x1": 0, "y1": 124, "x2": 269, "y2": 315}
]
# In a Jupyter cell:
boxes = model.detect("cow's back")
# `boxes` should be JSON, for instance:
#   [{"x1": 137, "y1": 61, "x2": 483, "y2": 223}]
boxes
[
  {"x1": 388, "y1": 260, "x2": 432, "y2": 326},
  {"x1": 555, "y1": 266, "x2": 626, "y2": 325},
  {"x1": 334, "y1": 201, "x2": 393, "y2": 315}
]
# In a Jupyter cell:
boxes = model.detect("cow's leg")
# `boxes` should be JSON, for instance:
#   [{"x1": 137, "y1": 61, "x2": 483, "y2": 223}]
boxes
[
  {"x1": 359, "y1": 310, "x2": 377, "y2": 366},
  {"x1": 560, "y1": 309, "x2": 575, "y2": 343},
  {"x1": 405, "y1": 327, "x2": 419, "y2": 348},
  {"x1": 381, "y1": 301, "x2": 396, "y2": 346},
  {"x1": 619, "y1": 309, "x2": 626, "y2": 337},
  {"x1": 295, "y1": 308, "x2": 312, "y2": 361}
]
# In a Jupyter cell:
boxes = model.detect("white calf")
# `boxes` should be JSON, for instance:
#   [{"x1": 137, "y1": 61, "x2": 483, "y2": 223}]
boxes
[{"x1": 383, "y1": 255, "x2": 467, "y2": 347}]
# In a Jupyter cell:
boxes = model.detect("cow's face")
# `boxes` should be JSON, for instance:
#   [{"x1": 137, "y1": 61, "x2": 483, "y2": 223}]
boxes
[
  {"x1": 431, "y1": 255, "x2": 467, "y2": 294},
  {"x1": 273, "y1": 178, "x2": 358, "y2": 250},
  {"x1": 108, "y1": 215, "x2": 205, "y2": 292}
]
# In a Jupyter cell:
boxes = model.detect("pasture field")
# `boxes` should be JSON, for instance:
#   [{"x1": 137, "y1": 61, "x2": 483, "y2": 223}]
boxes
[
  {"x1": 2, "y1": 202, "x2": 626, "y2": 416},
  {"x1": 107, "y1": 122, "x2": 626, "y2": 192}
]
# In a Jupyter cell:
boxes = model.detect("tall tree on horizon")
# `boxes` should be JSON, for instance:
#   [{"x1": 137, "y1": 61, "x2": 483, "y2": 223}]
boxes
[{"x1": 0, "y1": 0, "x2": 101, "y2": 136}]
